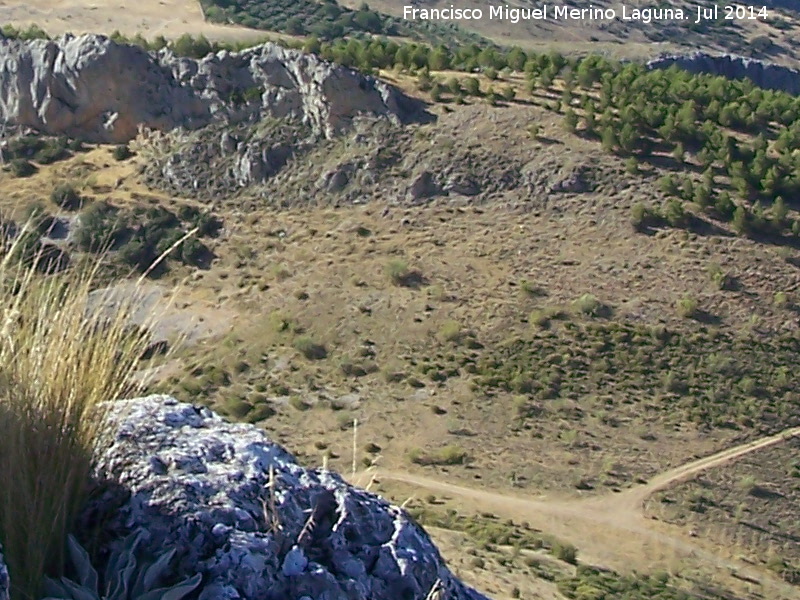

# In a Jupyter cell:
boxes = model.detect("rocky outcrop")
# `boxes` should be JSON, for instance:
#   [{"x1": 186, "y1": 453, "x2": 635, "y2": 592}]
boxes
[
  {"x1": 647, "y1": 52, "x2": 800, "y2": 96},
  {"x1": 0, "y1": 544, "x2": 8, "y2": 600},
  {"x1": 81, "y1": 395, "x2": 489, "y2": 600},
  {"x1": 0, "y1": 35, "x2": 419, "y2": 143}
]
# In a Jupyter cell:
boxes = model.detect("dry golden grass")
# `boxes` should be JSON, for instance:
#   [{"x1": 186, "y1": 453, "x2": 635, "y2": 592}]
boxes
[{"x1": 0, "y1": 219, "x2": 179, "y2": 599}]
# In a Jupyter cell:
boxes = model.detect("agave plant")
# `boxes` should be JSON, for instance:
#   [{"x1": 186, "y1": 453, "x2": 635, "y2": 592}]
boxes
[{"x1": 41, "y1": 531, "x2": 202, "y2": 600}]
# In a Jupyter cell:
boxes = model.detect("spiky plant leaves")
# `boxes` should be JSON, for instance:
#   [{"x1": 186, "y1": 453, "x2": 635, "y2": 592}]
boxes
[
  {"x1": 41, "y1": 532, "x2": 201, "y2": 600},
  {"x1": 104, "y1": 532, "x2": 143, "y2": 600},
  {"x1": 136, "y1": 549, "x2": 176, "y2": 595},
  {"x1": 41, "y1": 577, "x2": 73, "y2": 599},
  {"x1": 66, "y1": 536, "x2": 98, "y2": 593},
  {"x1": 56, "y1": 578, "x2": 99, "y2": 600},
  {"x1": 134, "y1": 574, "x2": 202, "y2": 600}
]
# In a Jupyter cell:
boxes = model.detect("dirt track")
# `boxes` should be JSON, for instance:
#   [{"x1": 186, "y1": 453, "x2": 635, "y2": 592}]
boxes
[{"x1": 366, "y1": 426, "x2": 800, "y2": 599}]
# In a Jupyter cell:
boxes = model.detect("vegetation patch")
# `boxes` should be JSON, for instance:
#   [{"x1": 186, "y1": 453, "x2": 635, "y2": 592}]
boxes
[{"x1": 461, "y1": 321, "x2": 799, "y2": 430}]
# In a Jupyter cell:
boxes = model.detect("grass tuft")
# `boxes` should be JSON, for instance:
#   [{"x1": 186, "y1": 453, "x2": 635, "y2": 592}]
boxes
[{"x1": 0, "y1": 216, "x2": 169, "y2": 600}]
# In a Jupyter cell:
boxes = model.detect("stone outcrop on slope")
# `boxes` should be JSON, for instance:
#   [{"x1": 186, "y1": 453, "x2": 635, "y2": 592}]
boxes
[
  {"x1": 79, "y1": 395, "x2": 489, "y2": 600},
  {"x1": 647, "y1": 52, "x2": 800, "y2": 96},
  {"x1": 0, "y1": 35, "x2": 417, "y2": 143}
]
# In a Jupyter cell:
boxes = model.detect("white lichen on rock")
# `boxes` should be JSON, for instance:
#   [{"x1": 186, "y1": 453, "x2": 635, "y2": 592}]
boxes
[{"x1": 79, "y1": 395, "x2": 488, "y2": 600}]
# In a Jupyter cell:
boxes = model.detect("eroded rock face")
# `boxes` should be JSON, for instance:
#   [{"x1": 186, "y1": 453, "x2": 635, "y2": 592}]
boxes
[
  {"x1": 82, "y1": 395, "x2": 489, "y2": 600},
  {"x1": 648, "y1": 52, "x2": 800, "y2": 96},
  {"x1": 0, "y1": 35, "x2": 417, "y2": 143},
  {"x1": 0, "y1": 544, "x2": 9, "y2": 600}
]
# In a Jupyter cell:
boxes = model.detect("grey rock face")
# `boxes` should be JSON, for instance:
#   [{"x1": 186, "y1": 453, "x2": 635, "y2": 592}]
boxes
[
  {"x1": 0, "y1": 544, "x2": 9, "y2": 600},
  {"x1": 318, "y1": 164, "x2": 355, "y2": 193},
  {"x1": 407, "y1": 171, "x2": 441, "y2": 202},
  {"x1": 648, "y1": 52, "x2": 800, "y2": 96},
  {"x1": 550, "y1": 166, "x2": 592, "y2": 194},
  {"x1": 84, "y1": 395, "x2": 489, "y2": 600},
  {"x1": 0, "y1": 35, "x2": 417, "y2": 143},
  {"x1": 443, "y1": 174, "x2": 480, "y2": 197}
]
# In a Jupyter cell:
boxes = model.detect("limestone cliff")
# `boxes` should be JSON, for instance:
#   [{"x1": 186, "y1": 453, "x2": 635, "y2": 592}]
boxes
[
  {"x1": 0, "y1": 35, "x2": 418, "y2": 143},
  {"x1": 648, "y1": 52, "x2": 800, "y2": 96}
]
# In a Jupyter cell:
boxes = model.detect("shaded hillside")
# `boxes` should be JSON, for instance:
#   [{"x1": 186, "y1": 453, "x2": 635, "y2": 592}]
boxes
[{"x1": 339, "y1": 0, "x2": 800, "y2": 66}]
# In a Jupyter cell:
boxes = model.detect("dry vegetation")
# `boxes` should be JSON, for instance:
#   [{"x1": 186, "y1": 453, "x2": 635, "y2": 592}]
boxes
[
  {"x1": 2, "y1": 32, "x2": 800, "y2": 599},
  {"x1": 645, "y1": 437, "x2": 800, "y2": 586},
  {"x1": 0, "y1": 221, "x2": 164, "y2": 599},
  {"x1": 0, "y1": 0, "x2": 269, "y2": 42}
]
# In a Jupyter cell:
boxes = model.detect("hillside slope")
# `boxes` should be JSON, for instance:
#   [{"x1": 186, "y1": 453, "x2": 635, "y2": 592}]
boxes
[{"x1": 342, "y1": 0, "x2": 800, "y2": 66}]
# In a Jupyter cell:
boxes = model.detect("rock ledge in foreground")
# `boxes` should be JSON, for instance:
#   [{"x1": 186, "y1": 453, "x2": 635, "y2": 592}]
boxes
[{"x1": 81, "y1": 395, "x2": 489, "y2": 600}]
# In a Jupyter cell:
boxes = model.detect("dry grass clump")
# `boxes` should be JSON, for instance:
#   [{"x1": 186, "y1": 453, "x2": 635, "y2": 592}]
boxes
[{"x1": 0, "y1": 219, "x2": 164, "y2": 600}]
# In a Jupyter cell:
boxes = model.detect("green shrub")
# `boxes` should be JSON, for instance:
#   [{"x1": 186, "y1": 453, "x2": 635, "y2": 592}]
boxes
[
  {"x1": 289, "y1": 395, "x2": 311, "y2": 411},
  {"x1": 35, "y1": 139, "x2": 69, "y2": 164},
  {"x1": 529, "y1": 306, "x2": 567, "y2": 328},
  {"x1": 386, "y1": 258, "x2": 410, "y2": 285},
  {"x1": 9, "y1": 158, "x2": 37, "y2": 177},
  {"x1": 630, "y1": 202, "x2": 662, "y2": 232},
  {"x1": 438, "y1": 320, "x2": 463, "y2": 343},
  {"x1": 74, "y1": 202, "x2": 127, "y2": 252},
  {"x1": 293, "y1": 336, "x2": 327, "y2": 360},
  {"x1": 520, "y1": 279, "x2": 544, "y2": 297},
  {"x1": 446, "y1": 77, "x2": 461, "y2": 95},
  {"x1": 180, "y1": 238, "x2": 208, "y2": 266},
  {"x1": 463, "y1": 77, "x2": 480, "y2": 96},
  {"x1": 552, "y1": 541, "x2": 578, "y2": 564},
  {"x1": 676, "y1": 294, "x2": 699, "y2": 318},
  {"x1": 707, "y1": 263, "x2": 734, "y2": 291},
  {"x1": 664, "y1": 198, "x2": 689, "y2": 228},
  {"x1": 50, "y1": 184, "x2": 82, "y2": 211},
  {"x1": 410, "y1": 444, "x2": 468, "y2": 466},
  {"x1": 112, "y1": 144, "x2": 133, "y2": 161},
  {"x1": 571, "y1": 294, "x2": 610, "y2": 318}
]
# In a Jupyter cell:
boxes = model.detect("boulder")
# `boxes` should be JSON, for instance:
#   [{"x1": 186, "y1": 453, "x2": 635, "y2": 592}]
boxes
[
  {"x1": 551, "y1": 166, "x2": 592, "y2": 194},
  {"x1": 318, "y1": 164, "x2": 355, "y2": 193},
  {"x1": 82, "y1": 395, "x2": 489, "y2": 600},
  {"x1": 0, "y1": 35, "x2": 420, "y2": 143},
  {"x1": 407, "y1": 171, "x2": 441, "y2": 202},
  {"x1": 443, "y1": 174, "x2": 480, "y2": 197}
]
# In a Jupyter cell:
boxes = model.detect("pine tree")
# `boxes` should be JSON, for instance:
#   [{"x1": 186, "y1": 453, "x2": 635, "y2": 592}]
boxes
[
  {"x1": 772, "y1": 196, "x2": 788, "y2": 229},
  {"x1": 463, "y1": 77, "x2": 480, "y2": 96},
  {"x1": 601, "y1": 127, "x2": 617, "y2": 153},
  {"x1": 564, "y1": 109, "x2": 578, "y2": 133},
  {"x1": 732, "y1": 205, "x2": 749, "y2": 236}
]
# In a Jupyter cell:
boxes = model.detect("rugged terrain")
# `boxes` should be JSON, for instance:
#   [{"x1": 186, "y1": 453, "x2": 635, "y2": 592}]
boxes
[
  {"x1": 7, "y1": 0, "x2": 800, "y2": 67},
  {"x1": 0, "y1": 34, "x2": 419, "y2": 143},
  {"x1": 346, "y1": 0, "x2": 800, "y2": 65},
  {"x1": 0, "y1": 12, "x2": 799, "y2": 600}
]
